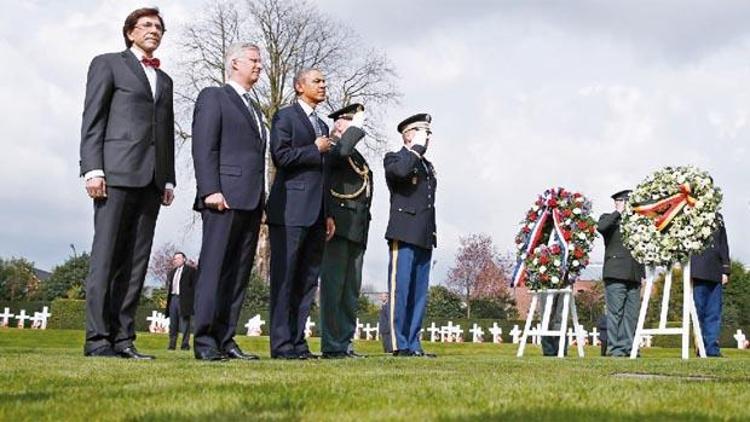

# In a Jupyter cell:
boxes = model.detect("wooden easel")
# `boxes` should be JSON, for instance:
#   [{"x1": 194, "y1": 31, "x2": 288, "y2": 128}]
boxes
[
  {"x1": 630, "y1": 261, "x2": 706, "y2": 359},
  {"x1": 517, "y1": 287, "x2": 585, "y2": 358}
]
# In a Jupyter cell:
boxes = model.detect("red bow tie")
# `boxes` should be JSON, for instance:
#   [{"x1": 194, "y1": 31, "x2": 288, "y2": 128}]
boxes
[{"x1": 141, "y1": 57, "x2": 160, "y2": 69}]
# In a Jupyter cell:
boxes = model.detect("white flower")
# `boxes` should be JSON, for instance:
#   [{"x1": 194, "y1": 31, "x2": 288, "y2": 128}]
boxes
[
  {"x1": 533, "y1": 258, "x2": 539, "y2": 265},
  {"x1": 539, "y1": 266, "x2": 547, "y2": 274},
  {"x1": 551, "y1": 276, "x2": 560, "y2": 284},
  {"x1": 554, "y1": 259, "x2": 561, "y2": 267},
  {"x1": 572, "y1": 260, "x2": 580, "y2": 267},
  {"x1": 573, "y1": 208, "x2": 582, "y2": 215}
]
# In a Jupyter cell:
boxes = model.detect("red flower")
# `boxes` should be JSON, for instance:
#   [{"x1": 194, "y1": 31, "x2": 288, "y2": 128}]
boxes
[
  {"x1": 539, "y1": 255, "x2": 550, "y2": 265},
  {"x1": 573, "y1": 192, "x2": 582, "y2": 198},
  {"x1": 574, "y1": 248, "x2": 584, "y2": 259},
  {"x1": 563, "y1": 209, "x2": 572, "y2": 218},
  {"x1": 560, "y1": 190, "x2": 570, "y2": 198},
  {"x1": 563, "y1": 230, "x2": 572, "y2": 241},
  {"x1": 522, "y1": 227, "x2": 531, "y2": 234},
  {"x1": 577, "y1": 221, "x2": 589, "y2": 230},
  {"x1": 547, "y1": 198, "x2": 558, "y2": 208},
  {"x1": 528, "y1": 212, "x2": 538, "y2": 222},
  {"x1": 550, "y1": 244, "x2": 561, "y2": 255}
]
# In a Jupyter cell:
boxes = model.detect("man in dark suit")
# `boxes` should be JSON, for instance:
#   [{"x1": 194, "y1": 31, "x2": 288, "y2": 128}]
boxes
[
  {"x1": 191, "y1": 43, "x2": 267, "y2": 361},
  {"x1": 165, "y1": 252, "x2": 196, "y2": 350},
  {"x1": 319, "y1": 104, "x2": 370, "y2": 359},
  {"x1": 266, "y1": 68, "x2": 335, "y2": 360},
  {"x1": 384, "y1": 113, "x2": 437, "y2": 358},
  {"x1": 691, "y1": 214, "x2": 730, "y2": 357},
  {"x1": 597, "y1": 189, "x2": 645, "y2": 357},
  {"x1": 79, "y1": 7, "x2": 175, "y2": 359}
]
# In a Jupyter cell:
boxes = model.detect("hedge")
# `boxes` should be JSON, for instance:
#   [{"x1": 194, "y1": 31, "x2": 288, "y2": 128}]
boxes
[{"x1": 2, "y1": 300, "x2": 745, "y2": 348}]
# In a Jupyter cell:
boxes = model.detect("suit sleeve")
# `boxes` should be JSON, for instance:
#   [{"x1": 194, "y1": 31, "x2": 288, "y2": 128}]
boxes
[
  {"x1": 384, "y1": 149, "x2": 419, "y2": 181},
  {"x1": 270, "y1": 111, "x2": 322, "y2": 168},
  {"x1": 80, "y1": 55, "x2": 114, "y2": 176},
  {"x1": 192, "y1": 88, "x2": 222, "y2": 198},
  {"x1": 597, "y1": 212, "x2": 621, "y2": 236},
  {"x1": 718, "y1": 223, "x2": 731, "y2": 274},
  {"x1": 332, "y1": 127, "x2": 366, "y2": 159}
]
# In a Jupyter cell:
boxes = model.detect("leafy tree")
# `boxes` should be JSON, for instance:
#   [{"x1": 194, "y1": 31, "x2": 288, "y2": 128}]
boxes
[
  {"x1": 0, "y1": 257, "x2": 41, "y2": 301},
  {"x1": 426, "y1": 285, "x2": 463, "y2": 320},
  {"x1": 575, "y1": 281, "x2": 605, "y2": 326},
  {"x1": 243, "y1": 271, "x2": 270, "y2": 314},
  {"x1": 724, "y1": 260, "x2": 750, "y2": 326},
  {"x1": 43, "y1": 252, "x2": 90, "y2": 300}
]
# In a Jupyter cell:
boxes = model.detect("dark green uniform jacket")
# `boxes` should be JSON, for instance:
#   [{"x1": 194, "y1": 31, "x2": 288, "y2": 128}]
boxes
[{"x1": 597, "y1": 211, "x2": 645, "y2": 282}]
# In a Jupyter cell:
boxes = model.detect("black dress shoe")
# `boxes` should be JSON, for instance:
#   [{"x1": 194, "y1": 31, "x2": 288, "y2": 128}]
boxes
[
  {"x1": 412, "y1": 350, "x2": 437, "y2": 358},
  {"x1": 225, "y1": 347, "x2": 260, "y2": 360},
  {"x1": 322, "y1": 352, "x2": 347, "y2": 359},
  {"x1": 346, "y1": 351, "x2": 367, "y2": 359},
  {"x1": 167, "y1": 345, "x2": 176, "y2": 351},
  {"x1": 84, "y1": 345, "x2": 117, "y2": 357},
  {"x1": 117, "y1": 346, "x2": 155, "y2": 360},
  {"x1": 194, "y1": 349, "x2": 228, "y2": 361},
  {"x1": 272, "y1": 352, "x2": 299, "y2": 360},
  {"x1": 392, "y1": 350, "x2": 413, "y2": 357},
  {"x1": 297, "y1": 351, "x2": 321, "y2": 360},
  {"x1": 180, "y1": 344, "x2": 190, "y2": 351}
]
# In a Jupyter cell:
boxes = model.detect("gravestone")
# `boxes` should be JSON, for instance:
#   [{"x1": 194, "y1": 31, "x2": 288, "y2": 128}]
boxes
[
  {"x1": 15, "y1": 309, "x2": 31, "y2": 329},
  {"x1": 590, "y1": 327, "x2": 600, "y2": 346},
  {"x1": 427, "y1": 322, "x2": 440, "y2": 342},
  {"x1": 0, "y1": 307, "x2": 13, "y2": 327},
  {"x1": 489, "y1": 322, "x2": 503, "y2": 344},
  {"x1": 734, "y1": 330, "x2": 747, "y2": 349},
  {"x1": 31, "y1": 307, "x2": 51, "y2": 330},
  {"x1": 305, "y1": 317, "x2": 315, "y2": 338},
  {"x1": 244, "y1": 314, "x2": 265, "y2": 336},
  {"x1": 509, "y1": 324, "x2": 522, "y2": 344},
  {"x1": 354, "y1": 318, "x2": 363, "y2": 340},
  {"x1": 470, "y1": 323, "x2": 484, "y2": 343}
]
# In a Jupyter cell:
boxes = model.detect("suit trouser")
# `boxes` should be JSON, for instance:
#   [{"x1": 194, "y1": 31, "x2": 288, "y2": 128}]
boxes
[
  {"x1": 387, "y1": 240, "x2": 431, "y2": 353},
  {"x1": 604, "y1": 279, "x2": 641, "y2": 356},
  {"x1": 168, "y1": 296, "x2": 191, "y2": 348},
  {"x1": 319, "y1": 236, "x2": 365, "y2": 353},
  {"x1": 269, "y1": 222, "x2": 325, "y2": 356},
  {"x1": 84, "y1": 184, "x2": 161, "y2": 353},
  {"x1": 693, "y1": 279, "x2": 723, "y2": 356},
  {"x1": 540, "y1": 293, "x2": 568, "y2": 356},
  {"x1": 193, "y1": 207, "x2": 261, "y2": 354}
]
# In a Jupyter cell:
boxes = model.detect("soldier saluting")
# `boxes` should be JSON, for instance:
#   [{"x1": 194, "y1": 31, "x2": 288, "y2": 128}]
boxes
[
  {"x1": 319, "y1": 104, "x2": 371, "y2": 359},
  {"x1": 384, "y1": 113, "x2": 437, "y2": 358}
]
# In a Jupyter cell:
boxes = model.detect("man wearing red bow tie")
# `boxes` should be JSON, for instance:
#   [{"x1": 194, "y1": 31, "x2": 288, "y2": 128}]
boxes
[{"x1": 79, "y1": 7, "x2": 175, "y2": 360}]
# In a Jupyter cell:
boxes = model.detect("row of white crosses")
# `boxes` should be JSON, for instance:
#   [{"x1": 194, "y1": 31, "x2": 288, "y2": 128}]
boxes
[
  {"x1": 0, "y1": 307, "x2": 51, "y2": 329},
  {"x1": 354, "y1": 319, "x2": 380, "y2": 340},
  {"x1": 146, "y1": 311, "x2": 170, "y2": 333}
]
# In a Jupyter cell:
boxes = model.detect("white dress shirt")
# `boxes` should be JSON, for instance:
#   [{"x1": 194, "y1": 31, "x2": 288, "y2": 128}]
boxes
[
  {"x1": 171, "y1": 265, "x2": 183, "y2": 295},
  {"x1": 227, "y1": 80, "x2": 267, "y2": 139}
]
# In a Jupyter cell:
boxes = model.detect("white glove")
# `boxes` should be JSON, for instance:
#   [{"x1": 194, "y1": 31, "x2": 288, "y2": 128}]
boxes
[
  {"x1": 351, "y1": 110, "x2": 365, "y2": 127},
  {"x1": 411, "y1": 129, "x2": 428, "y2": 147}
]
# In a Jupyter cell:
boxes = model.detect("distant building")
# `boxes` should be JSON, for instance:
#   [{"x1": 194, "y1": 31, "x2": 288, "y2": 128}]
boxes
[{"x1": 512, "y1": 279, "x2": 601, "y2": 320}]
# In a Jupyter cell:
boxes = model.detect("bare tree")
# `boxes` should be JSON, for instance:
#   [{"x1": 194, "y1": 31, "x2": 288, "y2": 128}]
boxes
[
  {"x1": 173, "y1": 0, "x2": 400, "y2": 280},
  {"x1": 148, "y1": 243, "x2": 179, "y2": 288},
  {"x1": 446, "y1": 234, "x2": 512, "y2": 319}
]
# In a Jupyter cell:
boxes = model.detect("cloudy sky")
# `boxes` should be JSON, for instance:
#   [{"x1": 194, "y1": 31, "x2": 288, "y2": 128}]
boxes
[{"x1": 1, "y1": 1, "x2": 749, "y2": 291}]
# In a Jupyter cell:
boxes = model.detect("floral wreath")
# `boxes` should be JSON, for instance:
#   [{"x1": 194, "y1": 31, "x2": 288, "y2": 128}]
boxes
[
  {"x1": 621, "y1": 166, "x2": 722, "y2": 266},
  {"x1": 511, "y1": 187, "x2": 598, "y2": 290}
]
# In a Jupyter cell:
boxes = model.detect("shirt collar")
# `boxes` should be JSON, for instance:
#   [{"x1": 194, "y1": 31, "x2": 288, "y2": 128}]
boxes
[
  {"x1": 227, "y1": 80, "x2": 250, "y2": 101},
  {"x1": 130, "y1": 45, "x2": 151, "y2": 61},
  {"x1": 297, "y1": 98, "x2": 316, "y2": 116}
]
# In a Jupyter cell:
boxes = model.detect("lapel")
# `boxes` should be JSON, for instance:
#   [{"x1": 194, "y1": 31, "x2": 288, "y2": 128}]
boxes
[
  {"x1": 224, "y1": 85, "x2": 261, "y2": 139},
  {"x1": 121, "y1": 50, "x2": 154, "y2": 101},
  {"x1": 154, "y1": 70, "x2": 166, "y2": 103},
  {"x1": 167, "y1": 269, "x2": 175, "y2": 291},
  {"x1": 293, "y1": 101, "x2": 317, "y2": 139}
]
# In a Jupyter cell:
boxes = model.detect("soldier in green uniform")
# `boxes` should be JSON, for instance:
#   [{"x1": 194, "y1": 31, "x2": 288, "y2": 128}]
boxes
[
  {"x1": 319, "y1": 104, "x2": 371, "y2": 359},
  {"x1": 597, "y1": 189, "x2": 645, "y2": 357}
]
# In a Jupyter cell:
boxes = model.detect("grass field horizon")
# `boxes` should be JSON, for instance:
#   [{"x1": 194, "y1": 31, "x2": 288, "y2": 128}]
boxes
[{"x1": 2, "y1": 329, "x2": 749, "y2": 421}]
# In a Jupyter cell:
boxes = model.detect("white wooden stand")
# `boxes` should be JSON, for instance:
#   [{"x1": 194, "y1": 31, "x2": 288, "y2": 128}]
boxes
[
  {"x1": 517, "y1": 287, "x2": 585, "y2": 358},
  {"x1": 630, "y1": 261, "x2": 706, "y2": 359}
]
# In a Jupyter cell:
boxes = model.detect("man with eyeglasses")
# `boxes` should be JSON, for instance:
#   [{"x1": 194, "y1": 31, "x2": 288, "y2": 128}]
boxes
[
  {"x1": 79, "y1": 7, "x2": 175, "y2": 360},
  {"x1": 191, "y1": 43, "x2": 267, "y2": 361},
  {"x1": 384, "y1": 113, "x2": 438, "y2": 358}
]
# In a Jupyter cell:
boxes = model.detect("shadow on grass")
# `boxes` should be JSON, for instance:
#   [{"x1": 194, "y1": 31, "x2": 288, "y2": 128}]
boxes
[
  {"x1": 0, "y1": 392, "x2": 53, "y2": 403},
  {"x1": 442, "y1": 407, "x2": 719, "y2": 421}
]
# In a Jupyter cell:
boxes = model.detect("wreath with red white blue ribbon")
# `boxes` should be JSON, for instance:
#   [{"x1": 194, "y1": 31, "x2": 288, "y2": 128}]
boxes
[{"x1": 511, "y1": 187, "x2": 598, "y2": 290}]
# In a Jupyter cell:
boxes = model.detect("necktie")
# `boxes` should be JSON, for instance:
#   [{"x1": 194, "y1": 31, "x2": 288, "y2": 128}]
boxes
[
  {"x1": 141, "y1": 57, "x2": 160, "y2": 69},
  {"x1": 310, "y1": 111, "x2": 323, "y2": 137}
]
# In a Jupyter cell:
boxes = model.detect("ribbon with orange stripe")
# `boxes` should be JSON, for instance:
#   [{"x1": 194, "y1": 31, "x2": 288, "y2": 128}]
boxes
[{"x1": 632, "y1": 183, "x2": 697, "y2": 232}]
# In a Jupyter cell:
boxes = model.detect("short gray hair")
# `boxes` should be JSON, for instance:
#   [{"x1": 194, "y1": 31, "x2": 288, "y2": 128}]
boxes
[
  {"x1": 293, "y1": 68, "x2": 319, "y2": 94},
  {"x1": 225, "y1": 42, "x2": 261, "y2": 78}
]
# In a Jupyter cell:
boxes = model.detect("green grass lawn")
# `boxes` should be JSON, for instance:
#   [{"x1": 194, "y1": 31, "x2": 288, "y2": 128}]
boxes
[{"x1": 1, "y1": 329, "x2": 749, "y2": 421}]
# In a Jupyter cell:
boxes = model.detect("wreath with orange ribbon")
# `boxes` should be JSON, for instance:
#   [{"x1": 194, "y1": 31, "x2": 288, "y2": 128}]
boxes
[
  {"x1": 621, "y1": 166, "x2": 723, "y2": 266},
  {"x1": 511, "y1": 187, "x2": 598, "y2": 290}
]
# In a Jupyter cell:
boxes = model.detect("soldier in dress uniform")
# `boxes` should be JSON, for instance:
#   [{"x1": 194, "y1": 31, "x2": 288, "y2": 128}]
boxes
[
  {"x1": 597, "y1": 189, "x2": 645, "y2": 357},
  {"x1": 384, "y1": 113, "x2": 437, "y2": 358},
  {"x1": 319, "y1": 104, "x2": 371, "y2": 359}
]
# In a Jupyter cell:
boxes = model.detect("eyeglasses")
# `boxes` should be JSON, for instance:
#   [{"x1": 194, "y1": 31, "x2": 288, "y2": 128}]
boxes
[
  {"x1": 235, "y1": 57, "x2": 262, "y2": 65},
  {"x1": 134, "y1": 22, "x2": 164, "y2": 33}
]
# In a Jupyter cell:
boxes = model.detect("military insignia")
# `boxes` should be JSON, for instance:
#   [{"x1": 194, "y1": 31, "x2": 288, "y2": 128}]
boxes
[{"x1": 412, "y1": 176, "x2": 418, "y2": 185}]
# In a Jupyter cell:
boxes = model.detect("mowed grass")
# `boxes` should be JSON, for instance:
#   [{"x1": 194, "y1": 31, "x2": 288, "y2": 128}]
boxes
[{"x1": 1, "y1": 329, "x2": 749, "y2": 421}]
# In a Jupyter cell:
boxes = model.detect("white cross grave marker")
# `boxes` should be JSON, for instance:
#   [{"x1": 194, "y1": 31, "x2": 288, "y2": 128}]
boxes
[
  {"x1": 355, "y1": 318, "x2": 363, "y2": 340},
  {"x1": 0, "y1": 307, "x2": 14, "y2": 327},
  {"x1": 31, "y1": 307, "x2": 51, "y2": 330},
  {"x1": 640, "y1": 334, "x2": 653, "y2": 348},
  {"x1": 305, "y1": 317, "x2": 315, "y2": 338},
  {"x1": 146, "y1": 310, "x2": 164, "y2": 333},
  {"x1": 489, "y1": 323, "x2": 503, "y2": 344},
  {"x1": 510, "y1": 324, "x2": 523, "y2": 344},
  {"x1": 428, "y1": 322, "x2": 440, "y2": 342},
  {"x1": 734, "y1": 330, "x2": 747, "y2": 349},
  {"x1": 454, "y1": 324, "x2": 464, "y2": 343},
  {"x1": 441, "y1": 321, "x2": 455, "y2": 343},
  {"x1": 15, "y1": 309, "x2": 31, "y2": 329},
  {"x1": 531, "y1": 323, "x2": 542, "y2": 345},
  {"x1": 590, "y1": 327, "x2": 600, "y2": 346},
  {"x1": 244, "y1": 314, "x2": 265, "y2": 336},
  {"x1": 470, "y1": 323, "x2": 484, "y2": 343}
]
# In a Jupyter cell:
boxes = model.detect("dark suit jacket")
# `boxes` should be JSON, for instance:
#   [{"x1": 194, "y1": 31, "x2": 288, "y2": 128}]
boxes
[
  {"x1": 691, "y1": 219, "x2": 730, "y2": 283},
  {"x1": 80, "y1": 50, "x2": 175, "y2": 189},
  {"x1": 191, "y1": 85, "x2": 266, "y2": 211},
  {"x1": 384, "y1": 147, "x2": 437, "y2": 250},
  {"x1": 325, "y1": 126, "x2": 372, "y2": 246},
  {"x1": 165, "y1": 265, "x2": 197, "y2": 316},
  {"x1": 266, "y1": 102, "x2": 329, "y2": 227},
  {"x1": 597, "y1": 211, "x2": 645, "y2": 282}
]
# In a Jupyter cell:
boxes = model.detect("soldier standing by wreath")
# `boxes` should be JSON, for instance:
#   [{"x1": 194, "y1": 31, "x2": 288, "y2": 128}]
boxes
[
  {"x1": 384, "y1": 113, "x2": 437, "y2": 358},
  {"x1": 319, "y1": 104, "x2": 371, "y2": 359},
  {"x1": 597, "y1": 189, "x2": 645, "y2": 357}
]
